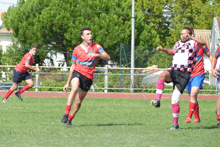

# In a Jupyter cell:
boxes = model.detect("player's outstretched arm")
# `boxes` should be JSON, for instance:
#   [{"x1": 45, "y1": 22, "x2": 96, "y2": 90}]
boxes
[
  {"x1": 24, "y1": 62, "x2": 40, "y2": 72},
  {"x1": 157, "y1": 46, "x2": 174, "y2": 55},
  {"x1": 190, "y1": 36, "x2": 206, "y2": 47},
  {"x1": 63, "y1": 64, "x2": 75, "y2": 92},
  {"x1": 211, "y1": 56, "x2": 219, "y2": 78},
  {"x1": 99, "y1": 52, "x2": 110, "y2": 61},
  {"x1": 205, "y1": 50, "x2": 213, "y2": 63},
  {"x1": 87, "y1": 52, "x2": 110, "y2": 61}
]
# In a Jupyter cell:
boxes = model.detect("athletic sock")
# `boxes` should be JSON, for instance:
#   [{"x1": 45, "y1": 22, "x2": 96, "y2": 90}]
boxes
[
  {"x1": 17, "y1": 85, "x2": 31, "y2": 94},
  {"x1": 3, "y1": 89, "x2": 13, "y2": 100},
  {"x1": 65, "y1": 105, "x2": 71, "y2": 115},
  {"x1": 68, "y1": 114, "x2": 74, "y2": 121},
  {"x1": 156, "y1": 79, "x2": 165, "y2": 101},
  {"x1": 194, "y1": 102, "x2": 200, "y2": 119},
  {"x1": 187, "y1": 102, "x2": 196, "y2": 118},
  {"x1": 217, "y1": 114, "x2": 220, "y2": 121},
  {"x1": 172, "y1": 103, "x2": 180, "y2": 125}
]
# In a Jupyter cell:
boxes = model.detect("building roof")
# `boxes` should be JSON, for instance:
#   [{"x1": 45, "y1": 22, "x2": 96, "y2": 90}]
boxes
[
  {"x1": 0, "y1": 10, "x2": 5, "y2": 16},
  {"x1": 0, "y1": 10, "x2": 13, "y2": 34},
  {"x1": 194, "y1": 29, "x2": 211, "y2": 48}
]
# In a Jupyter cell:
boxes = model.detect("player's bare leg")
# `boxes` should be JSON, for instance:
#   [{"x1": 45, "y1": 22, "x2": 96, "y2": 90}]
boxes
[
  {"x1": 170, "y1": 86, "x2": 181, "y2": 130},
  {"x1": 66, "y1": 88, "x2": 88, "y2": 126},
  {"x1": 61, "y1": 78, "x2": 80, "y2": 123},
  {"x1": 151, "y1": 70, "x2": 172, "y2": 107},
  {"x1": 2, "y1": 83, "x2": 19, "y2": 102}
]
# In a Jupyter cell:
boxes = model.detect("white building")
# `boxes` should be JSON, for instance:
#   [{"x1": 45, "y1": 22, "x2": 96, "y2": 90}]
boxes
[{"x1": 0, "y1": 11, "x2": 13, "y2": 53}]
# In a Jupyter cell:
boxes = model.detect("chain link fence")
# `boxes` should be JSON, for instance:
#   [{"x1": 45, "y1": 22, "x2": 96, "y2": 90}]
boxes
[{"x1": 0, "y1": 65, "x2": 217, "y2": 94}]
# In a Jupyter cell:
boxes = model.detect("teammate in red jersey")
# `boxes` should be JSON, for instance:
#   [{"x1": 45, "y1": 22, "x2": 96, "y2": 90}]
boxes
[
  {"x1": 185, "y1": 45, "x2": 212, "y2": 123},
  {"x1": 2, "y1": 45, "x2": 40, "y2": 102},
  {"x1": 211, "y1": 45, "x2": 220, "y2": 125},
  {"x1": 61, "y1": 27, "x2": 110, "y2": 126}
]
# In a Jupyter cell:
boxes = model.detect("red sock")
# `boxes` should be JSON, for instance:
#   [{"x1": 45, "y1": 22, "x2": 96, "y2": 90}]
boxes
[
  {"x1": 187, "y1": 102, "x2": 196, "y2": 118},
  {"x1": 194, "y1": 103, "x2": 200, "y2": 119},
  {"x1": 68, "y1": 114, "x2": 74, "y2": 121},
  {"x1": 17, "y1": 85, "x2": 32, "y2": 94},
  {"x1": 217, "y1": 114, "x2": 220, "y2": 121},
  {"x1": 156, "y1": 79, "x2": 165, "y2": 100},
  {"x1": 3, "y1": 89, "x2": 13, "y2": 100},
  {"x1": 65, "y1": 105, "x2": 71, "y2": 115},
  {"x1": 172, "y1": 103, "x2": 180, "y2": 125}
]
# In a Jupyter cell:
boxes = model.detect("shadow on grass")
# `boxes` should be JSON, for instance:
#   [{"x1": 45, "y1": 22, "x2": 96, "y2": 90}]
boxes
[
  {"x1": 77, "y1": 123, "x2": 143, "y2": 127},
  {"x1": 186, "y1": 125, "x2": 220, "y2": 129}
]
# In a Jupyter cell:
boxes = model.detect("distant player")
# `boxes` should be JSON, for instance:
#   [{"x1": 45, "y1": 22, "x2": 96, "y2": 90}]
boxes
[
  {"x1": 211, "y1": 45, "x2": 220, "y2": 125},
  {"x1": 185, "y1": 44, "x2": 212, "y2": 123},
  {"x1": 2, "y1": 45, "x2": 40, "y2": 102},
  {"x1": 61, "y1": 27, "x2": 110, "y2": 126},
  {"x1": 151, "y1": 26, "x2": 206, "y2": 130}
]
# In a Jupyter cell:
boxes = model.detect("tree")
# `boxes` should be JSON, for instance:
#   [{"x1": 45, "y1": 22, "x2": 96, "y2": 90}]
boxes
[
  {"x1": 1, "y1": 39, "x2": 26, "y2": 66},
  {"x1": 0, "y1": 46, "x2": 3, "y2": 65},
  {"x1": 2, "y1": 0, "x2": 160, "y2": 66},
  {"x1": 166, "y1": 0, "x2": 220, "y2": 46},
  {"x1": 137, "y1": 0, "x2": 220, "y2": 68},
  {"x1": 1, "y1": 38, "x2": 48, "y2": 66},
  {"x1": 135, "y1": 0, "x2": 171, "y2": 47},
  {"x1": 147, "y1": 51, "x2": 173, "y2": 68}
]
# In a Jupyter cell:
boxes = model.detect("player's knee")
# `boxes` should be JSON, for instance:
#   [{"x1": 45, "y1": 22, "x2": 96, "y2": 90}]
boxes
[
  {"x1": 29, "y1": 82, "x2": 34, "y2": 87},
  {"x1": 71, "y1": 87, "x2": 78, "y2": 93},
  {"x1": 159, "y1": 72, "x2": 167, "y2": 80}
]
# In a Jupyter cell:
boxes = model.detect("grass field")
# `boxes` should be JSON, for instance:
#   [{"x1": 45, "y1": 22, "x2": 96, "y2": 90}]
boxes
[{"x1": 0, "y1": 96, "x2": 219, "y2": 147}]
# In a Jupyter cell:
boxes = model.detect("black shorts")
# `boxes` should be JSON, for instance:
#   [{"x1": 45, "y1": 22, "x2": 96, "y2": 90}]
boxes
[
  {"x1": 72, "y1": 70, "x2": 93, "y2": 91},
  {"x1": 13, "y1": 69, "x2": 31, "y2": 83},
  {"x1": 166, "y1": 68, "x2": 190, "y2": 94}
]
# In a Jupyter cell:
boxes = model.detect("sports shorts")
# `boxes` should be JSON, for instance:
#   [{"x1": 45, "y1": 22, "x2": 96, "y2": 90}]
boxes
[
  {"x1": 217, "y1": 70, "x2": 220, "y2": 84},
  {"x1": 13, "y1": 69, "x2": 31, "y2": 83},
  {"x1": 166, "y1": 68, "x2": 191, "y2": 94},
  {"x1": 72, "y1": 70, "x2": 93, "y2": 91},
  {"x1": 186, "y1": 74, "x2": 205, "y2": 93}
]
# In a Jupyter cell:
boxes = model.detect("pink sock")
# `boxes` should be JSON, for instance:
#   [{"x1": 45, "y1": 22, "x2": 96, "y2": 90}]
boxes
[
  {"x1": 156, "y1": 79, "x2": 164, "y2": 100},
  {"x1": 172, "y1": 103, "x2": 180, "y2": 125}
]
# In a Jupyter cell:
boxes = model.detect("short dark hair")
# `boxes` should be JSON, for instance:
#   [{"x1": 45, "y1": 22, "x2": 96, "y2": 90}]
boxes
[
  {"x1": 30, "y1": 45, "x2": 37, "y2": 49},
  {"x1": 81, "y1": 27, "x2": 91, "y2": 35},
  {"x1": 182, "y1": 26, "x2": 194, "y2": 36}
]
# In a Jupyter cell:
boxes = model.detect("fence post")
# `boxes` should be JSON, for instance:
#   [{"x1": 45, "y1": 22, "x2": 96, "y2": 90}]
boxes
[
  {"x1": 104, "y1": 65, "x2": 108, "y2": 93},
  {"x1": 35, "y1": 64, "x2": 39, "y2": 92}
]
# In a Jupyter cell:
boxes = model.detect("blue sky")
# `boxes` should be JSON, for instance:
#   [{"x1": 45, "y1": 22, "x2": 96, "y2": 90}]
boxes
[{"x1": 0, "y1": 0, "x2": 17, "y2": 11}]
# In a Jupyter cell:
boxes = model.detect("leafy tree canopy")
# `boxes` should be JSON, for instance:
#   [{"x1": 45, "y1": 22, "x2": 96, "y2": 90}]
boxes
[{"x1": 2, "y1": 0, "x2": 160, "y2": 66}]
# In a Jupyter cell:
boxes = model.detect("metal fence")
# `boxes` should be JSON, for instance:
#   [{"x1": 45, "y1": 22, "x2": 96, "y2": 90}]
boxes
[{"x1": 0, "y1": 65, "x2": 218, "y2": 94}]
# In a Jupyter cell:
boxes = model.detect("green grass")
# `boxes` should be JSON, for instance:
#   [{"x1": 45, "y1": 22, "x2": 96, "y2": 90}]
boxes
[{"x1": 0, "y1": 96, "x2": 219, "y2": 147}]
